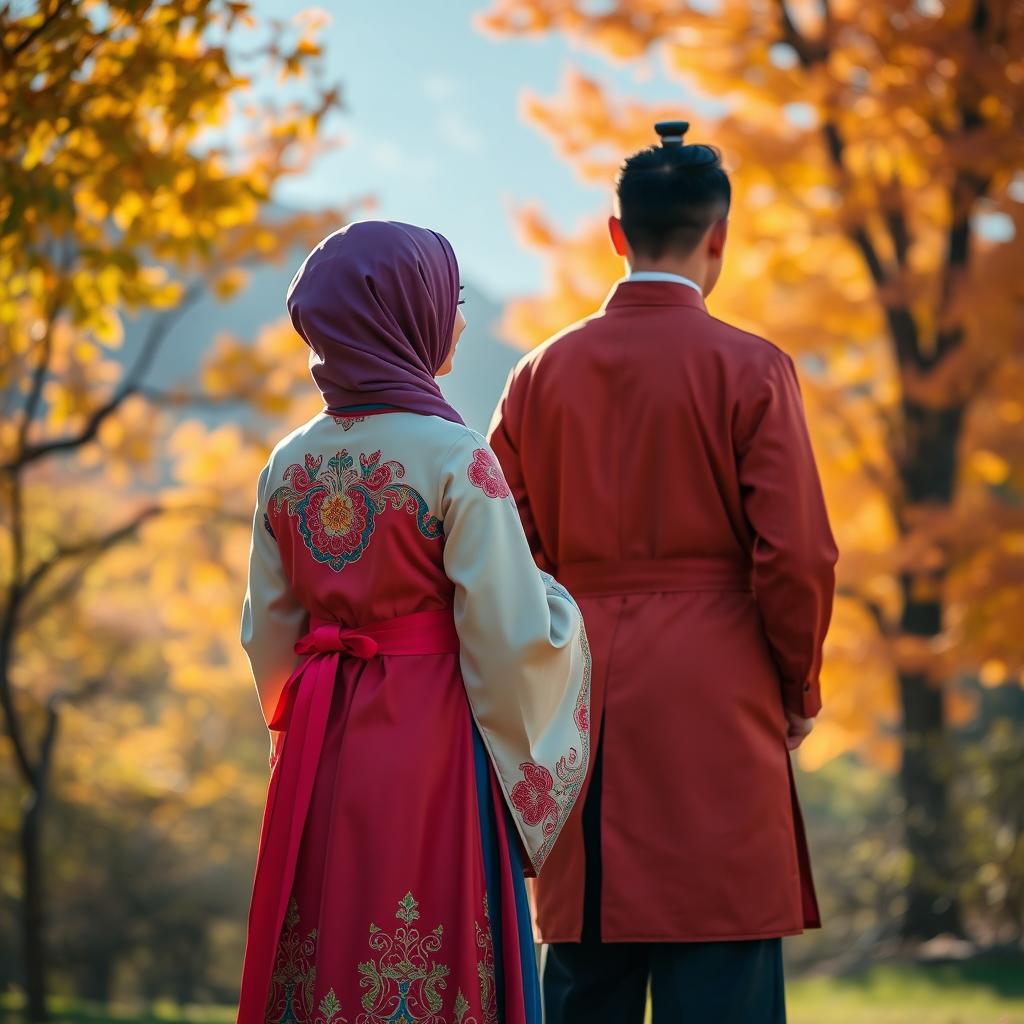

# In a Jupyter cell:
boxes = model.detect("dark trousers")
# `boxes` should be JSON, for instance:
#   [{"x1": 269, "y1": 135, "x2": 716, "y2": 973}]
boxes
[
  {"x1": 542, "y1": 937, "x2": 786, "y2": 1024},
  {"x1": 544, "y1": 722, "x2": 786, "y2": 1023}
]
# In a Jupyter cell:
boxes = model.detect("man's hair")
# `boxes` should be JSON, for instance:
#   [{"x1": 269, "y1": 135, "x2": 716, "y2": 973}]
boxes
[{"x1": 615, "y1": 143, "x2": 731, "y2": 260}]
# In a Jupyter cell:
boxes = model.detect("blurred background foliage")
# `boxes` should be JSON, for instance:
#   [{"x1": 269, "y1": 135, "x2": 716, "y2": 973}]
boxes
[{"x1": 0, "y1": 0, "x2": 1022, "y2": 1022}]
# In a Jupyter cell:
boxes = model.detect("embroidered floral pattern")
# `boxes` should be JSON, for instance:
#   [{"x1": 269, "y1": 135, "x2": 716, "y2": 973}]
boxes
[
  {"x1": 511, "y1": 764, "x2": 559, "y2": 833},
  {"x1": 575, "y1": 702, "x2": 589, "y2": 734},
  {"x1": 475, "y1": 898, "x2": 497, "y2": 1024},
  {"x1": 357, "y1": 892, "x2": 450, "y2": 1024},
  {"x1": 265, "y1": 899, "x2": 348, "y2": 1024},
  {"x1": 265, "y1": 893, "x2": 496, "y2": 1024},
  {"x1": 512, "y1": 575, "x2": 594, "y2": 870},
  {"x1": 467, "y1": 449, "x2": 510, "y2": 500},
  {"x1": 454, "y1": 898, "x2": 496, "y2": 1024},
  {"x1": 331, "y1": 414, "x2": 366, "y2": 431},
  {"x1": 269, "y1": 450, "x2": 443, "y2": 572}
]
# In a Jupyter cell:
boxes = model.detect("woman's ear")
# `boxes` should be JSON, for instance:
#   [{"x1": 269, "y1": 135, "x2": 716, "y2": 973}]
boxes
[{"x1": 608, "y1": 215, "x2": 629, "y2": 257}]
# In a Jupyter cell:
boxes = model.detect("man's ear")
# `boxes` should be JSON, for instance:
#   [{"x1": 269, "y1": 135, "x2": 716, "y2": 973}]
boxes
[
  {"x1": 707, "y1": 218, "x2": 728, "y2": 259},
  {"x1": 608, "y1": 215, "x2": 629, "y2": 257}
]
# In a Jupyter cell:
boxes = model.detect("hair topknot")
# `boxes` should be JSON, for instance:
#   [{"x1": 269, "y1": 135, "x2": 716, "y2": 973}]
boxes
[
  {"x1": 614, "y1": 123, "x2": 731, "y2": 259},
  {"x1": 620, "y1": 142, "x2": 723, "y2": 176}
]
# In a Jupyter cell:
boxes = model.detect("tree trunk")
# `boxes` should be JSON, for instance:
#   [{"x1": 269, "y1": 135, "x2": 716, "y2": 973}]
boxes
[
  {"x1": 896, "y1": 400, "x2": 966, "y2": 941},
  {"x1": 77, "y1": 954, "x2": 114, "y2": 1006},
  {"x1": 897, "y1": 637, "x2": 964, "y2": 939},
  {"x1": 21, "y1": 783, "x2": 48, "y2": 1023}
]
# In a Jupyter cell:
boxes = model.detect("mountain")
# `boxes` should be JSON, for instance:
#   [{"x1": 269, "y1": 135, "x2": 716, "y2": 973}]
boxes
[{"x1": 119, "y1": 256, "x2": 522, "y2": 436}]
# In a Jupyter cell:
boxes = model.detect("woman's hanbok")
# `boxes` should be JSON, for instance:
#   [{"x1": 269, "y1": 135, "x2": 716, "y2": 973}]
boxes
[{"x1": 234, "y1": 223, "x2": 590, "y2": 1024}]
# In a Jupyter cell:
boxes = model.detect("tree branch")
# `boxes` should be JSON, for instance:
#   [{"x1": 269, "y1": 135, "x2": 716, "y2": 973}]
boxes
[
  {"x1": 16, "y1": 323, "x2": 54, "y2": 464},
  {"x1": 776, "y1": 0, "x2": 827, "y2": 67},
  {"x1": 0, "y1": 474, "x2": 36, "y2": 786},
  {"x1": 0, "y1": 643, "x2": 38, "y2": 788},
  {"x1": 930, "y1": 0, "x2": 991, "y2": 367},
  {"x1": 36, "y1": 693, "x2": 61, "y2": 788},
  {"x1": 13, "y1": 242, "x2": 71, "y2": 463},
  {"x1": 20, "y1": 501, "x2": 246, "y2": 608},
  {"x1": 2, "y1": 281, "x2": 204, "y2": 473},
  {"x1": 3, "y1": 0, "x2": 72, "y2": 59},
  {"x1": 19, "y1": 505, "x2": 167, "y2": 601},
  {"x1": 847, "y1": 224, "x2": 885, "y2": 287},
  {"x1": 882, "y1": 178, "x2": 912, "y2": 270}
]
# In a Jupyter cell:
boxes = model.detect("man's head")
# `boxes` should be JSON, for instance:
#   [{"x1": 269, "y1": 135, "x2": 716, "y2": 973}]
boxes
[{"x1": 609, "y1": 121, "x2": 731, "y2": 296}]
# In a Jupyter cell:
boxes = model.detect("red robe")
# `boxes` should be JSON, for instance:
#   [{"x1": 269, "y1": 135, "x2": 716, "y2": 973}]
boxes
[{"x1": 489, "y1": 279, "x2": 838, "y2": 943}]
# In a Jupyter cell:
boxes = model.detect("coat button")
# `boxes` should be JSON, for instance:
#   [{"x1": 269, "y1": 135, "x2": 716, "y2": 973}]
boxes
[{"x1": 803, "y1": 682, "x2": 811, "y2": 691}]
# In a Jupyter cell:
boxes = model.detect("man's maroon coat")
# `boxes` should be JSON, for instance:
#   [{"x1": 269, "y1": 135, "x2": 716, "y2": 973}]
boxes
[{"x1": 489, "y1": 280, "x2": 838, "y2": 942}]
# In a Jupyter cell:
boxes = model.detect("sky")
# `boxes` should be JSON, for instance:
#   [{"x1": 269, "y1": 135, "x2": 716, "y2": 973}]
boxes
[{"x1": 251, "y1": 0, "x2": 707, "y2": 300}]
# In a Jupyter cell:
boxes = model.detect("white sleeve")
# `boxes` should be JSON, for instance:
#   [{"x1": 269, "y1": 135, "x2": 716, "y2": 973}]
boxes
[
  {"x1": 240, "y1": 461, "x2": 308, "y2": 728},
  {"x1": 440, "y1": 430, "x2": 591, "y2": 873}
]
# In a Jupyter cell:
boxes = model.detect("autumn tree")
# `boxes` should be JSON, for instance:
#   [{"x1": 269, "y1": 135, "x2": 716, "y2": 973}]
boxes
[
  {"x1": 480, "y1": 0, "x2": 1024, "y2": 942},
  {"x1": 0, "y1": 1, "x2": 344, "y2": 1018}
]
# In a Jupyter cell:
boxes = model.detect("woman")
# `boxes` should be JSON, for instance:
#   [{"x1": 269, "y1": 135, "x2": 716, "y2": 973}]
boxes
[{"x1": 236, "y1": 221, "x2": 591, "y2": 1024}]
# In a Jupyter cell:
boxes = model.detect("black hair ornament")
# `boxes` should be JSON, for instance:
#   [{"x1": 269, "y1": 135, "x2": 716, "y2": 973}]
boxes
[
  {"x1": 653, "y1": 120, "x2": 721, "y2": 168},
  {"x1": 654, "y1": 120, "x2": 689, "y2": 147}
]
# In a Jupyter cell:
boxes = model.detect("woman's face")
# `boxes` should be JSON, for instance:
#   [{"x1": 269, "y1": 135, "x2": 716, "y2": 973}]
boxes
[{"x1": 436, "y1": 307, "x2": 467, "y2": 377}]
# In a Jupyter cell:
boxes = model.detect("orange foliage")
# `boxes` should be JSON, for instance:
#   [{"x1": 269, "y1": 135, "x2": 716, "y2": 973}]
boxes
[
  {"x1": 0, "y1": 5, "x2": 348, "y2": 1001},
  {"x1": 481, "y1": 0, "x2": 1024, "y2": 770}
]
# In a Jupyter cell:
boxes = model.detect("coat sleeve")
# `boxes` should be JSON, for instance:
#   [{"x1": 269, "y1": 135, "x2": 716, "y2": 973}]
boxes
[
  {"x1": 487, "y1": 365, "x2": 551, "y2": 571},
  {"x1": 440, "y1": 428, "x2": 591, "y2": 874},
  {"x1": 240, "y1": 461, "x2": 308, "y2": 728},
  {"x1": 736, "y1": 352, "x2": 837, "y2": 719}
]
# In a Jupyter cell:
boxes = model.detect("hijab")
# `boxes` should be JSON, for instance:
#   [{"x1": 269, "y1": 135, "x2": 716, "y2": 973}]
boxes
[{"x1": 286, "y1": 220, "x2": 464, "y2": 424}]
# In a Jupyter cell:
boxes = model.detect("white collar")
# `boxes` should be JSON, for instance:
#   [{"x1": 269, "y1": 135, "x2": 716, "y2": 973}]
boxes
[{"x1": 625, "y1": 270, "x2": 703, "y2": 296}]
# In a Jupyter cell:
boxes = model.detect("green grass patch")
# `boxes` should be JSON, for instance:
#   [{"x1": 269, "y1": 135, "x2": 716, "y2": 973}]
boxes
[
  {"x1": 0, "y1": 999, "x2": 235, "y2": 1024},
  {"x1": 787, "y1": 958, "x2": 1024, "y2": 1024},
  {"x1": 4, "y1": 958, "x2": 1024, "y2": 1024}
]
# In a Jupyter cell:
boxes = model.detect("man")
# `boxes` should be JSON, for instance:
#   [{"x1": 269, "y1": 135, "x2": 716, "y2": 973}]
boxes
[{"x1": 488, "y1": 122, "x2": 838, "y2": 1023}]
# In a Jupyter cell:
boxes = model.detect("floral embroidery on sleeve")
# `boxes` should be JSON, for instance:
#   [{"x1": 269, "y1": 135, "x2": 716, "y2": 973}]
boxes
[
  {"x1": 510, "y1": 764, "x2": 559, "y2": 834},
  {"x1": 574, "y1": 703, "x2": 589, "y2": 734},
  {"x1": 509, "y1": 575, "x2": 593, "y2": 870},
  {"x1": 263, "y1": 512, "x2": 277, "y2": 539},
  {"x1": 467, "y1": 449, "x2": 510, "y2": 500}
]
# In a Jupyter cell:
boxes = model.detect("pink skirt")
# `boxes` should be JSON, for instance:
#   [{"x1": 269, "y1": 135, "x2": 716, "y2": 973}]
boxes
[{"x1": 237, "y1": 610, "x2": 541, "y2": 1024}]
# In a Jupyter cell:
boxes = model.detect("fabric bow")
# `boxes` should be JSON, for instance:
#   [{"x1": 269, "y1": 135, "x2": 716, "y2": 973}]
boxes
[
  {"x1": 295, "y1": 624, "x2": 380, "y2": 661},
  {"x1": 269, "y1": 624, "x2": 380, "y2": 731}
]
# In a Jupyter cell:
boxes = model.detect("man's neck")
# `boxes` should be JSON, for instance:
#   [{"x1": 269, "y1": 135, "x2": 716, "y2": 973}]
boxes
[
  {"x1": 626, "y1": 266, "x2": 704, "y2": 297},
  {"x1": 628, "y1": 261, "x2": 706, "y2": 289}
]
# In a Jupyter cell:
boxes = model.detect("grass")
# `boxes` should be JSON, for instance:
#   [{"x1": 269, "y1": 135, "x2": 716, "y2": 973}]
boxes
[
  {"x1": 0, "y1": 1002, "x2": 235, "y2": 1024},
  {"x1": 4, "y1": 958, "x2": 1024, "y2": 1023},
  {"x1": 786, "y1": 958, "x2": 1024, "y2": 1024}
]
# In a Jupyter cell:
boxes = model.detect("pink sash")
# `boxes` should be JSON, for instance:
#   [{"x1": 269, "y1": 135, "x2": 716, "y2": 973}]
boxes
[{"x1": 236, "y1": 608, "x2": 460, "y2": 1024}]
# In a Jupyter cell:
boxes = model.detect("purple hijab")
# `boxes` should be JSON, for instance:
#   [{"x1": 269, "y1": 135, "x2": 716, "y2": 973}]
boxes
[{"x1": 286, "y1": 220, "x2": 465, "y2": 425}]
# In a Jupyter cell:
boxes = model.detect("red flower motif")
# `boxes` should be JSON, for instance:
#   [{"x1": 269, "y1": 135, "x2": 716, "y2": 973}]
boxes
[
  {"x1": 306, "y1": 487, "x2": 369, "y2": 556},
  {"x1": 467, "y1": 448, "x2": 511, "y2": 500},
  {"x1": 575, "y1": 703, "x2": 589, "y2": 734},
  {"x1": 511, "y1": 763, "x2": 558, "y2": 829},
  {"x1": 330, "y1": 414, "x2": 366, "y2": 431}
]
